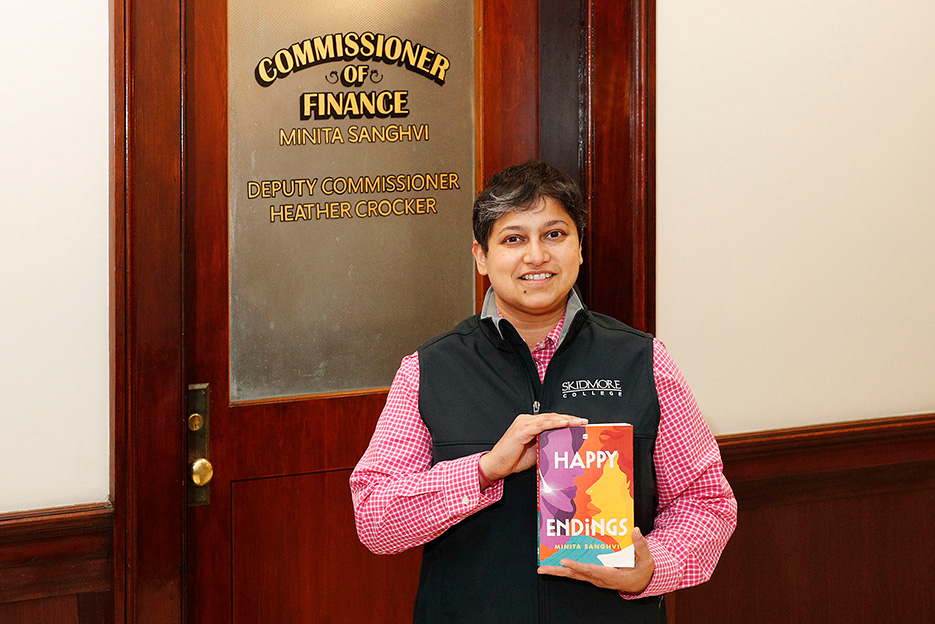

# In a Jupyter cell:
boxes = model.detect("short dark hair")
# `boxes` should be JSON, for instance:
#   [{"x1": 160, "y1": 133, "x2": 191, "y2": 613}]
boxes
[{"x1": 472, "y1": 161, "x2": 587, "y2": 252}]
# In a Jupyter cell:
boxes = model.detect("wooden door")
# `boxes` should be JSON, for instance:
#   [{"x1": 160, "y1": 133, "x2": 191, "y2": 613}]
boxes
[
  {"x1": 183, "y1": 2, "x2": 542, "y2": 623},
  {"x1": 113, "y1": 0, "x2": 652, "y2": 621}
]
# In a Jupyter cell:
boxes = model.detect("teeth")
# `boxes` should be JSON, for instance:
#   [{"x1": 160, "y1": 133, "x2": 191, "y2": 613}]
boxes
[{"x1": 521, "y1": 273, "x2": 553, "y2": 280}]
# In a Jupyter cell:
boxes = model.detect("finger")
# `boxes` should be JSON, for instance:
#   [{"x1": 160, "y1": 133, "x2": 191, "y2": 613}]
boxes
[
  {"x1": 545, "y1": 560, "x2": 622, "y2": 590},
  {"x1": 632, "y1": 527, "x2": 653, "y2": 561},
  {"x1": 508, "y1": 416, "x2": 588, "y2": 445},
  {"x1": 541, "y1": 556, "x2": 651, "y2": 593},
  {"x1": 528, "y1": 413, "x2": 589, "y2": 433},
  {"x1": 512, "y1": 412, "x2": 587, "y2": 430},
  {"x1": 537, "y1": 564, "x2": 573, "y2": 578},
  {"x1": 537, "y1": 412, "x2": 590, "y2": 423},
  {"x1": 556, "y1": 559, "x2": 604, "y2": 578},
  {"x1": 537, "y1": 564, "x2": 595, "y2": 584}
]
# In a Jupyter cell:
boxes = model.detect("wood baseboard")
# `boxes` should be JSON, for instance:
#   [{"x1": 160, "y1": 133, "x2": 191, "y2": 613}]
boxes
[
  {"x1": 0, "y1": 502, "x2": 113, "y2": 606},
  {"x1": 668, "y1": 413, "x2": 935, "y2": 624},
  {"x1": 719, "y1": 413, "x2": 935, "y2": 508}
]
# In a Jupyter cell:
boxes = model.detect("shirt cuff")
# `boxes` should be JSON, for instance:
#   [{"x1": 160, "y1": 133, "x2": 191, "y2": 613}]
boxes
[
  {"x1": 621, "y1": 536, "x2": 681, "y2": 599},
  {"x1": 442, "y1": 452, "x2": 503, "y2": 517}
]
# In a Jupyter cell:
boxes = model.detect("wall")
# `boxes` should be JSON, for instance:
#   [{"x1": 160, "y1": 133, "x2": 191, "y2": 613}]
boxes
[
  {"x1": 656, "y1": 4, "x2": 935, "y2": 622},
  {"x1": 10, "y1": 0, "x2": 932, "y2": 510},
  {"x1": 0, "y1": 3, "x2": 109, "y2": 512},
  {"x1": 656, "y1": 0, "x2": 935, "y2": 434}
]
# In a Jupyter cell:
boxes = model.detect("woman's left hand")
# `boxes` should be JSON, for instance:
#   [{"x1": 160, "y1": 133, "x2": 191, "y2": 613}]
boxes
[{"x1": 537, "y1": 527, "x2": 655, "y2": 594}]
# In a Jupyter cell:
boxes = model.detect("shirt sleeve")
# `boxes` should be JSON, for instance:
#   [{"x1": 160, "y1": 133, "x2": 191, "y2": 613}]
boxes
[
  {"x1": 624, "y1": 339, "x2": 737, "y2": 598},
  {"x1": 349, "y1": 351, "x2": 504, "y2": 554}
]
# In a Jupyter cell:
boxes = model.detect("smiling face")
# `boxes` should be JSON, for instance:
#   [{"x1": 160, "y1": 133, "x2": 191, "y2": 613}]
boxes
[{"x1": 472, "y1": 196, "x2": 583, "y2": 324}]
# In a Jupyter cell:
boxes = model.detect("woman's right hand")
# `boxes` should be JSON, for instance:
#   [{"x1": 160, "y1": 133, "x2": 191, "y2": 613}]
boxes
[{"x1": 479, "y1": 412, "x2": 588, "y2": 483}]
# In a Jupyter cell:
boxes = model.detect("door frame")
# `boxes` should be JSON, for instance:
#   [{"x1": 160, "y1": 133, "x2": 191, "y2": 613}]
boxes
[
  {"x1": 111, "y1": 0, "x2": 655, "y2": 621},
  {"x1": 111, "y1": 0, "x2": 186, "y2": 621}
]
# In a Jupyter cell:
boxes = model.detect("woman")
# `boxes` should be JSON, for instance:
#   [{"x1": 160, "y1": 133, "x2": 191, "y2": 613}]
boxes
[{"x1": 351, "y1": 161, "x2": 736, "y2": 623}]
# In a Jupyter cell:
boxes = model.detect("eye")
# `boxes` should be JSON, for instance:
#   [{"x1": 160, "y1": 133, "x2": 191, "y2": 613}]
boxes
[
  {"x1": 545, "y1": 229, "x2": 567, "y2": 240},
  {"x1": 502, "y1": 234, "x2": 524, "y2": 244}
]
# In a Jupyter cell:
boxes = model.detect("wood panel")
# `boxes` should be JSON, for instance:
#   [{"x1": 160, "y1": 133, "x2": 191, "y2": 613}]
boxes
[
  {"x1": 109, "y1": 0, "x2": 127, "y2": 619},
  {"x1": 480, "y1": 0, "x2": 539, "y2": 179},
  {"x1": 0, "y1": 592, "x2": 116, "y2": 624},
  {"x1": 0, "y1": 504, "x2": 112, "y2": 605},
  {"x1": 231, "y1": 471, "x2": 421, "y2": 623},
  {"x1": 580, "y1": 0, "x2": 655, "y2": 331},
  {"x1": 112, "y1": 0, "x2": 186, "y2": 621},
  {"x1": 539, "y1": 0, "x2": 584, "y2": 186},
  {"x1": 669, "y1": 414, "x2": 935, "y2": 624},
  {"x1": 79, "y1": 591, "x2": 115, "y2": 624},
  {"x1": 181, "y1": 0, "x2": 230, "y2": 619},
  {"x1": 0, "y1": 596, "x2": 77, "y2": 624},
  {"x1": 0, "y1": 504, "x2": 113, "y2": 624}
]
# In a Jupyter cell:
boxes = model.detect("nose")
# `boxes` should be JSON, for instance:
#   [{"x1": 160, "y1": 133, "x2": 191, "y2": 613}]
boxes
[{"x1": 524, "y1": 239, "x2": 550, "y2": 265}]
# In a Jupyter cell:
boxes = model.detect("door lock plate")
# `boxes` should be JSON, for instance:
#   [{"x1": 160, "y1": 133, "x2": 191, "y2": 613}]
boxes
[{"x1": 187, "y1": 383, "x2": 211, "y2": 506}]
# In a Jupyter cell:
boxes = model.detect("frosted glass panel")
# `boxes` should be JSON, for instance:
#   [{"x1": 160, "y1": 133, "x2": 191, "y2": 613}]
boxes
[{"x1": 229, "y1": 1, "x2": 475, "y2": 401}]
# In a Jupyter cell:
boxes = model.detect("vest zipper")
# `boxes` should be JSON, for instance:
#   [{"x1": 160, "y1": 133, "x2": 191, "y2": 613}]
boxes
[{"x1": 532, "y1": 400, "x2": 540, "y2": 415}]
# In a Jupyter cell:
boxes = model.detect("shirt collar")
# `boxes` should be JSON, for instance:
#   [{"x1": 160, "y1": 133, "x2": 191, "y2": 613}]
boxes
[
  {"x1": 534, "y1": 316, "x2": 564, "y2": 353},
  {"x1": 480, "y1": 286, "x2": 585, "y2": 347}
]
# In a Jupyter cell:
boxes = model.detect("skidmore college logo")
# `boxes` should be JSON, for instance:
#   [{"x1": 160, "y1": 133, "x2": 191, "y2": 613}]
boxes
[{"x1": 561, "y1": 379, "x2": 623, "y2": 399}]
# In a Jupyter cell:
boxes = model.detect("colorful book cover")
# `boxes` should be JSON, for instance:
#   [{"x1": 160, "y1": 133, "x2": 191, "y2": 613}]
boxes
[{"x1": 537, "y1": 424, "x2": 635, "y2": 568}]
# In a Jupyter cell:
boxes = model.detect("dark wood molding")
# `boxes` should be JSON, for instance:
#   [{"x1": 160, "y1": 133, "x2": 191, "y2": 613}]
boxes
[
  {"x1": 0, "y1": 596, "x2": 77, "y2": 624},
  {"x1": 0, "y1": 592, "x2": 113, "y2": 624},
  {"x1": 718, "y1": 413, "x2": 935, "y2": 480},
  {"x1": 480, "y1": 0, "x2": 540, "y2": 177},
  {"x1": 668, "y1": 414, "x2": 935, "y2": 624},
  {"x1": 109, "y1": 0, "x2": 127, "y2": 619},
  {"x1": 539, "y1": 0, "x2": 584, "y2": 186},
  {"x1": 111, "y1": 0, "x2": 186, "y2": 621},
  {"x1": 716, "y1": 414, "x2": 935, "y2": 512},
  {"x1": 4, "y1": 414, "x2": 929, "y2": 622},
  {"x1": 719, "y1": 412, "x2": 935, "y2": 456},
  {"x1": 536, "y1": 0, "x2": 656, "y2": 331},
  {"x1": 0, "y1": 503, "x2": 112, "y2": 539},
  {"x1": 578, "y1": 0, "x2": 655, "y2": 332},
  {"x1": 0, "y1": 503, "x2": 113, "y2": 605}
]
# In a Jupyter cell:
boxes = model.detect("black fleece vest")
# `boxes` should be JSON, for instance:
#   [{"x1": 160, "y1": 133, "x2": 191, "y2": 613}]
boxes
[{"x1": 414, "y1": 308, "x2": 666, "y2": 624}]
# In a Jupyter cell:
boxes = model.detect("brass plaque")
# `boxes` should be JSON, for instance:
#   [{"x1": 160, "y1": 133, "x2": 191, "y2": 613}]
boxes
[{"x1": 228, "y1": 1, "x2": 476, "y2": 401}]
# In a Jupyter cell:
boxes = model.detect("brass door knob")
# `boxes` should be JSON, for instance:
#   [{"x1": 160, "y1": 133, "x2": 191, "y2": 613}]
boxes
[{"x1": 191, "y1": 458, "x2": 214, "y2": 487}]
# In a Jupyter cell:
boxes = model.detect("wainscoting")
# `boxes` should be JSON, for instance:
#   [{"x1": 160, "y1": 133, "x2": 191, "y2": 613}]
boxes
[
  {"x1": 1, "y1": 415, "x2": 932, "y2": 623},
  {"x1": 0, "y1": 502, "x2": 113, "y2": 624},
  {"x1": 668, "y1": 413, "x2": 935, "y2": 624}
]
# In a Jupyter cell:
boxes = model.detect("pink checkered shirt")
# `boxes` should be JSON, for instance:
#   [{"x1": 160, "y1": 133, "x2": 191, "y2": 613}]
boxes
[
  {"x1": 528, "y1": 315, "x2": 563, "y2": 381},
  {"x1": 350, "y1": 314, "x2": 736, "y2": 599}
]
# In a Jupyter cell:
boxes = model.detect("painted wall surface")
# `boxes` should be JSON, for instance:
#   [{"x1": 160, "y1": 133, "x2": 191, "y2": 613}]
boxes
[
  {"x1": 0, "y1": 3, "x2": 109, "y2": 512},
  {"x1": 656, "y1": 0, "x2": 935, "y2": 434},
  {"x1": 3, "y1": 0, "x2": 935, "y2": 510}
]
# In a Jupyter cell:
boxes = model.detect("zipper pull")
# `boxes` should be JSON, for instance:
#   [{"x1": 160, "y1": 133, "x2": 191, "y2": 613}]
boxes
[{"x1": 532, "y1": 400, "x2": 540, "y2": 415}]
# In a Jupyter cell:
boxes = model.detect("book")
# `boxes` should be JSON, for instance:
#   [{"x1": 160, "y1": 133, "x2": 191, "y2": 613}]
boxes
[{"x1": 537, "y1": 423, "x2": 635, "y2": 568}]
